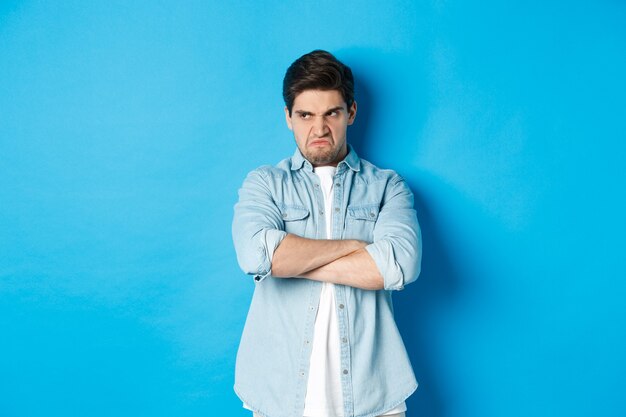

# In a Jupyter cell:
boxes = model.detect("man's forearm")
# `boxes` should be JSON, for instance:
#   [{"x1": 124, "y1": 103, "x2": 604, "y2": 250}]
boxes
[
  {"x1": 299, "y1": 248, "x2": 384, "y2": 290},
  {"x1": 271, "y1": 234, "x2": 367, "y2": 278}
]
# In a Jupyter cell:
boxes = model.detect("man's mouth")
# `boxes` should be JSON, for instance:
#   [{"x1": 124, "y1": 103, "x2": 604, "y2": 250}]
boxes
[{"x1": 309, "y1": 139, "x2": 330, "y2": 147}]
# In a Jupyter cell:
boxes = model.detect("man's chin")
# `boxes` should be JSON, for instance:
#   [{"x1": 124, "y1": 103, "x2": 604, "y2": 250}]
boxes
[{"x1": 305, "y1": 150, "x2": 336, "y2": 166}]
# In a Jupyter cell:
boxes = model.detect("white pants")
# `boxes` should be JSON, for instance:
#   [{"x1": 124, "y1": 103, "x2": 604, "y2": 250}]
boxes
[{"x1": 253, "y1": 413, "x2": 406, "y2": 417}]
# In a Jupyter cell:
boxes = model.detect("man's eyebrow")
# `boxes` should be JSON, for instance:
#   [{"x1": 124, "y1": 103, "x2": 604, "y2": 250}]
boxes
[
  {"x1": 325, "y1": 106, "x2": 345, "y2": 114},
  {"x1": 293, "y1": 106, "x2": 345, "y2": 115}
]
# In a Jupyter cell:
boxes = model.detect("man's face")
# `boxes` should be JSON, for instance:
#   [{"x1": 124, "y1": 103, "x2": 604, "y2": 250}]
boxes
[{"x1": 285, "y1": 89, "x2": 357, "y2": 167}]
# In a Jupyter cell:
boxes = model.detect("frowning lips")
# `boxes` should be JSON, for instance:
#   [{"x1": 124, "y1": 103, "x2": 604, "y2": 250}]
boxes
[{"x1": 309, "y1": 139, "x2": 331, "y2": 146}]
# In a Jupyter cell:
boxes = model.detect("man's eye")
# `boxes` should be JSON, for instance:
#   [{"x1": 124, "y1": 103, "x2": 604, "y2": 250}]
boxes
[
  {"x1": 300, "y1": 113, "x2": 311, "y2": 119},
  {"x1": 327, "y1": 111, "x2": 338, "y2": 117}
]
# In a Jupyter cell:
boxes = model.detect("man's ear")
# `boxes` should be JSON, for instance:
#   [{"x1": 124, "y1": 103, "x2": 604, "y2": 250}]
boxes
[
  {"x1": 347, "y1": 101, "x2": 357, "y2": 125},
  {"x1": 284, "y1": 106, "x2": 293, "y2": 130}
]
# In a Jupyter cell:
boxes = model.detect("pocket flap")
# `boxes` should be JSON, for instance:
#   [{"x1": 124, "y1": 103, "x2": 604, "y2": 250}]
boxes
[
  {"x1": 347, "y1": 205, "x2": 380, "y2": 221},
  {"x1": 280, "y1": 206, "x2": 310, "y2": 221}
]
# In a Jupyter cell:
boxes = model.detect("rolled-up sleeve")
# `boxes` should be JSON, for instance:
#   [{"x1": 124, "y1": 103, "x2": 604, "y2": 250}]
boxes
[
  {"x1": 364, "y1": 175, "x2": 422, "y2": 291},
  {"x1": 232, "y1": 169, "x2": 287, "y2": 283}
]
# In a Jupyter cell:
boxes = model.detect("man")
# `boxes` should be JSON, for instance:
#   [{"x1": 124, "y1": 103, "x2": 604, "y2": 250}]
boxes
[{"x1": 232, "y1": 50, "x2": 422, "y2": 417}]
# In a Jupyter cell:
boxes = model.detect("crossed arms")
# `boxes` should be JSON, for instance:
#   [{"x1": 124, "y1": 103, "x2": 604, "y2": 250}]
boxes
[
  {"x1": 271, "y1": 234, "x2": 384, "y2": 290},
  {"x1": 232, "y1": 169, "x2": 421, "y2": 291}
]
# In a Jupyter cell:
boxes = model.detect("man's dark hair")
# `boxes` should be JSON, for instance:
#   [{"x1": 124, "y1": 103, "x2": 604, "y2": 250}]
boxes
[{"x1": 283, "y1": 50, "x2": 354, "y2": 116}]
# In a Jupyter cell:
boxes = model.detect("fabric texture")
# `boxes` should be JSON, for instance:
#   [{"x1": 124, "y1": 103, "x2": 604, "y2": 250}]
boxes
[{"x1": 232, "y1": 146, "x2": 422, "y2": 417}]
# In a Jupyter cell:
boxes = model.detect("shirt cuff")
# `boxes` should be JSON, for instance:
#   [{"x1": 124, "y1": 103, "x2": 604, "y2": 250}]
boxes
[
  {"x1": 365, "y1": 240, "x2": 405, "y2": 291},
  {"x1": 254, "y1": 229, "x2": 288, "y2": 283}
]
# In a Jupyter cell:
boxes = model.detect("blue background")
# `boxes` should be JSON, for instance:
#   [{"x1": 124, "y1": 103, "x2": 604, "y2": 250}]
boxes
[{"x1": 1, "y1": 1, "x2": 625, "y2": 416}]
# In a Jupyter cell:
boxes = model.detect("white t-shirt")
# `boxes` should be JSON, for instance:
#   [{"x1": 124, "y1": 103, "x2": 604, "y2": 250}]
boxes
[{"x1": 303, "y1": 166, "x2": 343, "y2": 416}]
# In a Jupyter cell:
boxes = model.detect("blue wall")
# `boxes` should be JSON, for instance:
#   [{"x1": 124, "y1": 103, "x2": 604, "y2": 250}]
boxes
[{"x1": 1, "y1": 1, "x2": 625, "y2": 416}]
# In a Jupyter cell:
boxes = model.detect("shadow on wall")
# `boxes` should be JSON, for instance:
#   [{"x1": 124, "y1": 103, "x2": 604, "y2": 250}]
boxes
[
  {"x1": 397, "y1": 185, "x2": 460, "y2": 417},
  {"x1": 346, "y1": 50, "x2": 463, "y2": 417}
]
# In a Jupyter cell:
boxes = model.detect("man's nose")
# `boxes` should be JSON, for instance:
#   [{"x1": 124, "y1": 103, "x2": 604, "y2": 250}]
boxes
[{"x1": 312, "y1": 116, "x2": 328, "y2": 137}]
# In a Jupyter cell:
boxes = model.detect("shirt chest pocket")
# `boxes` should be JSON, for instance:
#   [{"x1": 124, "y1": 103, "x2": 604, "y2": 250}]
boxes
[
  {"x1": 279, "y1": 204, "x2": 310, "y2": 237},
  {"x1": 346, "y1": 204, "x2": 379, "y2": 242}
]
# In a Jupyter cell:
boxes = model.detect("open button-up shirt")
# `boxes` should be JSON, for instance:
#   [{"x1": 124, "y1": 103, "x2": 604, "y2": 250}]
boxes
[{"x1": 232, "y1": 146, "x2": 422, "y2": 417}]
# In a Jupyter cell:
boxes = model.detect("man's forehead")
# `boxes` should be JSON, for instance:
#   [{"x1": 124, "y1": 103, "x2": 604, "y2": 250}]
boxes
[{"x1": 292, "y1": 89, "x2": 347, "y2": 111}]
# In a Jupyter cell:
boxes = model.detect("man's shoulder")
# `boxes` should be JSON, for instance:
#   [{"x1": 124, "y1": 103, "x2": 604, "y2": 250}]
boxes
[
  {"x1": 244, "y1": 156, "x2": 295, "y2": 181},
  {"x1": 356, "y1": 157, "x2": 404, "y2": 184}
]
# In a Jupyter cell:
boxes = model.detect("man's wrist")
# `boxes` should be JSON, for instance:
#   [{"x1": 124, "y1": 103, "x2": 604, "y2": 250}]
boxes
[{"x1": 350, "y1": 239, "x2": 369, "y2": 252}]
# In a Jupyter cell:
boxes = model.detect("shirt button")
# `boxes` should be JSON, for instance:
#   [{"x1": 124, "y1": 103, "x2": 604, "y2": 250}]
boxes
[
  {"x1": 300, "y1": 371, "x2": 305, "y2": 377},
  {"x1": 343, "y1": 369, "x2": 349, "y2": 375},
  {"x1": 339, "y1": 304, "x2": 344, "y2": 309},
  {"x1": 282, "y1": 213, "x2": 287, "y2": 218},
  {"x1": 342, "y1": 337, "x2": 347, "y2": 343},
  {"x1": 335, "y1": 183, "x2": 341, "y2": 187},
  {"x1": 369, "y1": 212, "x2": 376, "y2": 218},
  {"x1": 334, "y1": 207, "x2": 340, "y2": 212},
  {"x1": 319, "y1": 210, "x2": 324, "y2": 215},
  {"x1": 314, "y1": 184, "x2": 319, "y2": 188}
]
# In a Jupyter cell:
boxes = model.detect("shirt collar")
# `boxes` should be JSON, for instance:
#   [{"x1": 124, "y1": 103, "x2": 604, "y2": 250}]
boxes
[{"x1": 290, "y1": 145, "x2": 361, "y2": 172}]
